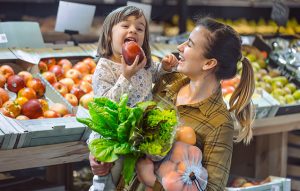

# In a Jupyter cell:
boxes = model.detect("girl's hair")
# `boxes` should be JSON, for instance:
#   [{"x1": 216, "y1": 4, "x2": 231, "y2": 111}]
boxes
[
  {"x1": 97, "y1": 6, "x2": 152, "y2": 69},
  {"x1": 197, "y1": 17, "x2": 255, "y2": 144}
]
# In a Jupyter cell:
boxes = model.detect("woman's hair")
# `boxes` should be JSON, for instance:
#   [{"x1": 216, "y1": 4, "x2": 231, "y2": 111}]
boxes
[
  {"x1": 97, "y1": 6, "x2": 152, "y2": 69},
  {"x1": 197, "y1": 17, "x2": 255, "y2": 144}
]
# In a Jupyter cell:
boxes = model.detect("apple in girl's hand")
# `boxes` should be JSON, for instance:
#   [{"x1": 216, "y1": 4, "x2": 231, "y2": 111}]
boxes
[
  {"x1": 122, "y1": 41, "x2": 144, "y2": 65},
  {"x1": 7, "y1": 75, "x2": 26, "y2": 93}
]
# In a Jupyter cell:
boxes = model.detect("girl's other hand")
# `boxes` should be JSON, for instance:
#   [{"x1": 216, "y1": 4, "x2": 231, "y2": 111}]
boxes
[
  {"x1": 121, "y1": 54, "x2": 146, "y2": 80},
  {"x1": 89, "y1": 153, "x2": 114, "y2": 176},
  {"x1": 161, "y1": 54, "x2": 178, "y2": 72}
]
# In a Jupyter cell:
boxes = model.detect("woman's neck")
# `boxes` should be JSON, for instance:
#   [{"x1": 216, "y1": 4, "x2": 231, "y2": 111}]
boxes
[{"x1": 177, "y1": 73, "x2": 219, "y2": 105}]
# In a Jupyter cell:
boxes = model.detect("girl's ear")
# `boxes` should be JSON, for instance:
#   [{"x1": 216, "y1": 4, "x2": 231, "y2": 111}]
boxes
[{"x1": 203, "y1": 58, "x2": 217, "y2": 71}]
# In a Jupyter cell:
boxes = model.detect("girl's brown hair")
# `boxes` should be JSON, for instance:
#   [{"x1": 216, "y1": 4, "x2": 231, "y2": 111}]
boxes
[
  {"x1": 97, "y1": 6, "x2": 152, "y2": 69},
  {"x1": 197, "y1": 17, "x2": 255, "y2": 144}
]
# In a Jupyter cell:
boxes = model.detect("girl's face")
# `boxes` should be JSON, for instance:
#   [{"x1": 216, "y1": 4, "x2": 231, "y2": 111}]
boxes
[
  {"x1": 111, "y1": 15, "x2": 146, "y2": 62},
  {"x1": 177, "y1": 26, "x2": 212, "y2": 77}
]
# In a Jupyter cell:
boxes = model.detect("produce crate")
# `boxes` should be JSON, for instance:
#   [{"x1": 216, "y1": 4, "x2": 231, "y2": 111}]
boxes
[
  {"x1": 225, "y1": 176, "x2": 291, "y2": 191},
  {"x1": 0, "y1": 113, "x2": 21, "y2": 149},
  {"x1": 253, "y1": 89, "x2": 280, "y2": 119}
]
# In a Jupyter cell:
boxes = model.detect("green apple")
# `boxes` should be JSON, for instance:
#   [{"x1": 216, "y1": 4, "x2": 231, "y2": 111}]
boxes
[
  {"x1": 285, "y1": 83, "x2": 297, "y2": 93},
  {"x1": 293, "y1": 90, "x2": 300, "y2": 100},
  {"x1": 285, "y1": 94, "x2": 296, "y2": 104}
]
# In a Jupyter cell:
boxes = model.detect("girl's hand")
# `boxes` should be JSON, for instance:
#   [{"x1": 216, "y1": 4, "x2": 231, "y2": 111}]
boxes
[
  {"x1": 89, "y1": 153, "x2": 113, "y2": 176},
  {"x1": 161, "y1": 54, "x2": 178, "y2": 72},
  {"x1": 136, "y1": 157, "x2": 156, "y2": 187},
  {"x1": 121, "y1": 53, "x2": 147, "y2": 80}
]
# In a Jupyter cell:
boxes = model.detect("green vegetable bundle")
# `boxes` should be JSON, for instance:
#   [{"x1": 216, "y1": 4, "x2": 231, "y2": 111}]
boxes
[{"x1": 76, "y1": 94, "x2": 178, "y2": 185}]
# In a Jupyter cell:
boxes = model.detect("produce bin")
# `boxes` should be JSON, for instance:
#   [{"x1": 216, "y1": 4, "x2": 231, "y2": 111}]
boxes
[{"x1": 225, "y1": 176, "x2": 291, "y2": 191}]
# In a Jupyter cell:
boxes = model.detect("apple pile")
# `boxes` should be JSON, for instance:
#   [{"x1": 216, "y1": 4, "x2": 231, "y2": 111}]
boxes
[
  {"x1": 0, "y1": 64, "x2": 72, "y2": 120},
  {"x1": 38, "y1": 57, "x2": 95, "y2": 108},
  {"x1": 230, "y1": 176, "x2": 271, "y2": 188}
]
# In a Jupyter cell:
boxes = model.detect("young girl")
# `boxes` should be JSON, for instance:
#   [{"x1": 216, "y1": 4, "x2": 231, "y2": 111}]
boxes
[{"x1": 88, "y1": 6, "x2": 177, "y2": 191}]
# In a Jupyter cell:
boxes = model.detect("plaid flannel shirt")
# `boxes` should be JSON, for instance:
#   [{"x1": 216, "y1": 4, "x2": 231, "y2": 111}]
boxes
[{"x1": 117, "y1": 73, "x2": 234, "y2": 191}]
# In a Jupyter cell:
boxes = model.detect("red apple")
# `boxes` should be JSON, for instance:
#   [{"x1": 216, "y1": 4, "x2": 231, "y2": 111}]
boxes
[
  {"x1": 18, "y1": 71, "x2": 33, "y2": 84},
  {"x1": 49, "y1": 103, "x2": 68, "y2": 116},
  {"x1": 26, "y1": 78, "x2": 46, "y2": 98},
  {"x1": 57, "y1": 59, "x2": 73, "y2": 72},
  {"x1": 3, "y1": 100, "x2": 21, "y2": 118},
  {"x1": 91, "y1": 67, "x2": 96, "y2": 74},
  {"x1": 64, "y1": 93, "x2": 78, "y2": 106},
  {"x1": 79, "y1": 81, "x2": 93, "y2": 93},
  {"x1": 44, "y1": 110, "x2": 60, "y2": 118},
  {"x1": 38, "y1": 60, "x2": 48, "y2": 73},
  {"x1": 83, "y1": 58, "x2": 96, "y2": 71},
  {"x1": 0, "y1": 65, "x2": 15, "y2": 79},
  {"x1": 18, "y1": 87, "x2": 37, "y2": 100},
  {"x1": 73, "y1": 62, "x2": 90, "y2": 75},
  {"x1": 49, "y1": 65, "x2": 64, "y2": 80},
  {"x1": 53, "y1": 82, "x2": 68, "y2": 96},
  {"x1": 122, "y1": 41, "x2": 144, "y2": 65},
  {"x1": 16, "y1": 115, "x2": 29, "y2": 120},
  {"x1": 0, "y1": 74, "x2": 6, "y2": 88},
  {"x1": 79, "y1": 93, "x2": 94, "y2": 109},
  {"x1": 42, "y1": 71, "x2": 57, "y2": 84},
  {"x1": 70, "y1": 86, "x2": 85, "y2": 100},
  {"x1": 65, "y1": 69, "x2": 82, "y2": 84},
  {"x1": 43, "y1": 58, "x2": 56, "y2": 68},
  {"x1": 21, "y1": 99, "x2": 43, "y2": 119},
  {"x1": 59, "y1": 78, "x2": 75, "y2": 91},
  {"x1": 6, "y1": 75, "x2": 26, "y2": 93},
  {"x1": 0, "y1": 87, "x2": 10, "y2": 103},
  {"x1": 0, "y1": 107, "x2": 12, "y2": 118},
  {"x1": 82, "y1": 74, "x2": 92, "y2": 84}
]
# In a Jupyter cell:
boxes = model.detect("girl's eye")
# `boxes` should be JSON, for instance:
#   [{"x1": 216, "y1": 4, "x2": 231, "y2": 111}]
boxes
[{"x1": 121, "y1": 25, "x2": 129, "y2": 28}]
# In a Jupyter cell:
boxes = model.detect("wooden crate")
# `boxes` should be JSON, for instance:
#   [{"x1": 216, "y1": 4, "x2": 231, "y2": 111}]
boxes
[{"x1": 287, "y1": 131, "x2": 300, "y2": 191}]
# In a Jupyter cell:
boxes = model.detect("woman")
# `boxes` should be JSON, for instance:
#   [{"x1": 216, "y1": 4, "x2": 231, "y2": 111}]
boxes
[{"x1": 134, "y1": 17, "x2": 255, "y2": 191}]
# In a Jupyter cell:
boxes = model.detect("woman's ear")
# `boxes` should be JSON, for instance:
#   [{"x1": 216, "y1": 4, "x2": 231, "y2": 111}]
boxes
[{"x1": 203, "y1": 58, "x2": 217, "y2": 71}]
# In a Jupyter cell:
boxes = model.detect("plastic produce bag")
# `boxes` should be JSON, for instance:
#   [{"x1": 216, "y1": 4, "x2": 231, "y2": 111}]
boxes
[{"x1": 156, "y1": 141, "x2": 208, "y2": 191}]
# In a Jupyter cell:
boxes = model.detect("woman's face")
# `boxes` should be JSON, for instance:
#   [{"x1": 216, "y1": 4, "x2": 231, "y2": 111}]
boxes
[
  {"x1": 110, "y1": 15, "x2": 146, "y2": 61},
  {"x1": 177, "y1": 26, "x2": 212, "y2": 77}
]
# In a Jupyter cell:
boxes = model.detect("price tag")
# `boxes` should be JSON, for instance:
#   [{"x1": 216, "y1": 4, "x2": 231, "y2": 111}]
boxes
[
  {"x1": 0, "y1": 33, "x2": 8, "y2": 44},
  {"x1": 271, "y1": 0, "x2": 289, "y2": 26}
]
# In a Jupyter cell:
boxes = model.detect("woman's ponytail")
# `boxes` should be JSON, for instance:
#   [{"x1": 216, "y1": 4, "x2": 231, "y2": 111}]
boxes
[{"x1": 229, "y1": 57, "x2": 255, "y2": 144}]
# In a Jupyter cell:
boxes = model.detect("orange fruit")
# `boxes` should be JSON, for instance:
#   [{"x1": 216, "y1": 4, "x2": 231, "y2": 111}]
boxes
[{"x1": 176, "y1": 126, "x2": 196, "y2": 145}]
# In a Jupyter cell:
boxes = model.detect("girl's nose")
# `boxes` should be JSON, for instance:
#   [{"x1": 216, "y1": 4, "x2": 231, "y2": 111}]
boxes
[{"x1": 129, "y1": 26, "x2": 137, "y2": 33}]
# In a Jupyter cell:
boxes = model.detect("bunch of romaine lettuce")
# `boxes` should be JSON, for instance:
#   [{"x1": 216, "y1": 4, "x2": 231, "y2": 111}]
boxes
[{"x1": 76, "y1": 94, "x2": 178, "y2": 185}]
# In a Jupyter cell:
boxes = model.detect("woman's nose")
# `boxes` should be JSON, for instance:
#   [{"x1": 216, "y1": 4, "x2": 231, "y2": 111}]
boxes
[{"x1": 177, "y1": 43, "x2": 184, "y2": 52}]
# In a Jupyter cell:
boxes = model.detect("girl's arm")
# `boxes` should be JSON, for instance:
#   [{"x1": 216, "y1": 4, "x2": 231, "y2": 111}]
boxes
[{"x1": 150, "y1": 54, "x2": 178, "y2": 83}]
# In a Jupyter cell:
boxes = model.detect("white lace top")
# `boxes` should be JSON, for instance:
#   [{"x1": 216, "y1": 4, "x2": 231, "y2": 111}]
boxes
[{"x1": 89, "y1": 57, "x2": 167, "y2": 141}]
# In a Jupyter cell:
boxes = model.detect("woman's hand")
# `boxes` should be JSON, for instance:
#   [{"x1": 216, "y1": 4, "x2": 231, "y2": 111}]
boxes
[
  {"x1": 121, "y1": 53, "x2": 147, "y2": 80},
  {"x1": 89, "y1": 153, "x2": 114, "y2": 176},
  {"x1": 161, "y1": 54, "x2": 178, "y2": 72},
  {"x1": 136, "y1": 157, "x2": 156, "y2": 187}
]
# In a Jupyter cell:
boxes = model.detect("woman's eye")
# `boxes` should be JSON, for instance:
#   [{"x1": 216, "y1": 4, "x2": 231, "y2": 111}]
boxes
[{"x1": 137, "y1": 28, "x2": 144, "y2": 32}]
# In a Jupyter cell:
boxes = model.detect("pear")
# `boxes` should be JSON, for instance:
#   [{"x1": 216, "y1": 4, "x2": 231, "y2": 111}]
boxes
[
  {"x1": 285, "y1": 83, "x2": 297, "y2": 93},
  {"x1": 293, "y1": 90, "x2": 300, "y2": 100},
  {"x1": 285, "y1": 94, "x2": 296, "y2": 104}
]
